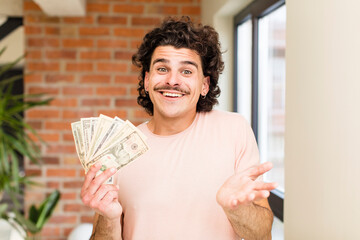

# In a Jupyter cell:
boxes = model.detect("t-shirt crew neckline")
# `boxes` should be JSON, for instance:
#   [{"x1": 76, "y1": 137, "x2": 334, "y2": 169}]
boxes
[{"x1": 142, "y1": 112, "x2": 201, "y2": 139}]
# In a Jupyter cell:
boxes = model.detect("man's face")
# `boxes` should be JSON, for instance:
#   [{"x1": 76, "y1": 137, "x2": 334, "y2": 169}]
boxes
[{"x1": 145, "y1": 46, "x2": 209, "y2": 120}]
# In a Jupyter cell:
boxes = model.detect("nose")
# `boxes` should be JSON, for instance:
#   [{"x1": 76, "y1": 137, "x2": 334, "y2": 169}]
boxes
[{"x1": 166, "y1": 72, "x2": 180, "y2": 86}]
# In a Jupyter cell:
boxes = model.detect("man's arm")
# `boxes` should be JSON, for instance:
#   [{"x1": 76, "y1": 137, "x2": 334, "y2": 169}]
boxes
[
  {"x1": 217, "y1": 162, "x2": 277, "y2": 240},
  {"x1": 90, "y1": 213, "x2": 122, "y2": 240},
  {"x1": 81, "y1": 163, "x2": 123, "y2": 240}
]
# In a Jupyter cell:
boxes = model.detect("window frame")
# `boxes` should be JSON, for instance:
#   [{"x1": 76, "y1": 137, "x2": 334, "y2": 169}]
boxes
[{"x1": 233, "y1": 0, "x2": 285, "y2": 222}]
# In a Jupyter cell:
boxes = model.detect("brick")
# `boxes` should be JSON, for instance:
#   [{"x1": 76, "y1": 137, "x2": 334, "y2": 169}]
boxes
[
  {"x1": 64, "y1": 181, "x2": 83, "y2": 188},
  {"x1": 87, "y1": 3, "x2": 110, "y2": 13},
  {"x1": 61, "y1": 192, "x2": 78, "y2": 200},
  {"x1": 27, "y1": 120, "x2": 42, "y2": 130},
  {"x1": 113, "y1": 4, "x2": 144, "y2": 14},
  {"x1": 47, "y1": 181, "x2": 60, "y2": 188},
  {"x1": 81, "y1": 98, "x2": 111, "y2": 106},
  {"x1": 131, "y1": 17, "x2": 161, "y2": 26},
  {"x1": 45, "y1": 122, "x2": 71, "y2": 130},
  {"x1": 25, "y1": 169, "x2": 42, "y2": 177},
  {"x1": 24, "y1": 74, "x2": 43, "y2": 83},
  {"x1": 63, "y1": 16, "x2": 94, "y2": 24},
  {"x1": 45, "y1": 74, "x2": 75, "y2": 83},
  {"x1": 97, "y1": 39, "x2": 127, "y2": 48},
  {"x1": 80, "y1": 74, "x2": 111, "y2": 83},
  {"x1": 66, "y1": 63, "x2": 93, "y2": 72},
  {"x1": 47, "y1": 168, "x2": 76, "y2": 177},
  {"x1": 42, "y1": 156, "x2": 60, "y2": 164},
  {"x1": 79, "y1": 170, "x2": 86, "y2": 177},
  {"x1": 64, "y1": 157, "x2": 80, "y2": 165},
  {"x1": 131, "y1": 39, "x2": 142, "y2": 49},
  {"x1": 60, "y1": 26, "x2": 78, "y2": 36},
  {"x1": 48, "y1": 215, "x2": 77, "y2": 224},
  {"x1": 63, "y1": 87, "x2": 93, "y2": 95},
  {"x1": 63, "y1": 133, "x2": 74, "y2": 142},
  {"x1": 26, "y1": 50, "x2": 42, "y2": 59},
  {"x1": 45, "y1": 27, "x2": 60, "y2": 35},
  {"x1": 24, "y1": 15, "x2": 60, "y2": 24},
  {"x1": 45, "y1": 121, "x2": 70, "y2": 130},
  {"x1": 27, "y1": 38, "x2": 60, "y2": 48},
  {"x1": 49, "y1": 98, "x2": 78, "y2": 107},
  {"x1": 28, "y1": 86, "x2": 59, "y2": 94},
  {"x1": 38, "y1": 133, "x2": 60, "y2": 142},
  {"x1": 130, "y1": 63, "x2": 140, "y2": 73},
  {"x1": 27, "y1": 62, "x2": 60, "y2": 71},
  {"x1": 81, "y1": 215, "x2": 94, "y2": 223},
  {"x1": 39, "y1": 226, "x2": 60, "y2": 236},
  {"x1": 98, "y1": 16, "x2": 127, "y2": 25},
  {"x1": 97, "y1": 62, "x2": 127, "y2": 72},
  {"x1": 114, "y1": 51, "x2": 134, "y2": 60},
  {"x1": 164, "y1": 0, "x2": 193, "y2": 2},
  {"x1": 130, "y1": 86, "x2": 139, "y2": 96},
  {"x1": 27, "y1": 109, "x2": 60, "y2": 119},
  {"x1": 80, "y1": 51, "x2": 111, "y2": 60},
  {"x1": 147, "y1": 5, "x2": 178, "y2": 15},
  {"x1": 97, "y1": 110, "x2": 127, "y2": 119},
  {"x1": 114, "y1": 28, "x2": 145, "y2": 37},
  {"x1": 181, "y1": 6, "x2": 201, "y2": 15},
  {"x1": 115, "y1": 99, "x2": 138, "y2": 107},
  {"x1": 64, "y1": 203, "x2": 91, "y2": 212},
  {"x1": 63, "y1": 110, "x2": 94, "y2": 119},
  {"x1": 46, "y1": 50, "x2": 76, "y2": 59},
  {"x1": 131, "y1": 0, "x2": 161, "y2": 2},
  {"x1": 62, "y1": 39, "x2": 94, "y2": 48},
  {"x1": 25, "y1": 26, "x2": 42, "y2": 35},
  {"x1": 96, "y1": 87, "x2": 126, "y2": 96},
  {"x1": 115, "y1": 75, "x2": 139, "y2": 84},
  {"x1": 79, "y1": 27, "x2": 110, "y2": 36}
]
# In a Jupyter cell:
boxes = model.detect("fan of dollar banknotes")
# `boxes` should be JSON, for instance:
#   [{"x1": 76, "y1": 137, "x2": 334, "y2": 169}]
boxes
[{"x1": 71, "y1": 114, "x2": 149, "y2": 183}]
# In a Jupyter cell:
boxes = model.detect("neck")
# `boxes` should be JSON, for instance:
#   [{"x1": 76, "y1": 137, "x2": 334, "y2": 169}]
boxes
[{"x1": 147, "y1": 111, "x2": 197, "y2": 136}]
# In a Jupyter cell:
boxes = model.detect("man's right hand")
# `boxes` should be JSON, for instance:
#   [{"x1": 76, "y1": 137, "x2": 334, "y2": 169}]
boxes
[{"x1": 81, "y1": 163, "x2": 122, "y2": 220}]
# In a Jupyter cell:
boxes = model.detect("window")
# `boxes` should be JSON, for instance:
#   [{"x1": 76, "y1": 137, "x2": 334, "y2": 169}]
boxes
[{"x1": 234, "y1": 0, "x2": 285, "y2": 230}]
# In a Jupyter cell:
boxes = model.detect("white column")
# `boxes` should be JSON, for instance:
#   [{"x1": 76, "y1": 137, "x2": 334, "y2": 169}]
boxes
[{"x1": 285, "y1": 0, "x2": 360, "y2": 239}]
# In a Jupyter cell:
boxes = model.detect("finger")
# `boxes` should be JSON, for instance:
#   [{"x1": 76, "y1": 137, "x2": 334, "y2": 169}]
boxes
[
  {"x1": 93, "y1": 184, "x2": 119, "y2": 204},
  {"x1": 86, "y1": 167, "x2": 117, "y2": 195},
  {"x1": 246, "y1": 162, "x2": 273, "y2": 180},
  {"x1": 252, "y1": 190, "x2": 270, "y2": 202},
  {"x1": 97, "y1": 191, "x2": 119, "y2": 213},
  {"x1": 253, "y1": 181, "x2": 278, "y2": 191},
  {"x1": 82, "y1": 162, "x2": 102, "y2": 192}
]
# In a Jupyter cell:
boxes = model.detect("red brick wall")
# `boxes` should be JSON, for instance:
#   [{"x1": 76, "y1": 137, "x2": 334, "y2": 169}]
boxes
[{"x1": 23, "y1": 0, "x2": 201, "y2": 239}]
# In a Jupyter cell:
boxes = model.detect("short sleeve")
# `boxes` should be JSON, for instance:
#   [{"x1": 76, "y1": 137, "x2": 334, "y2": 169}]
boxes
[{"x1": 234, "y1": 118, "x2": 260, "y2": 173}]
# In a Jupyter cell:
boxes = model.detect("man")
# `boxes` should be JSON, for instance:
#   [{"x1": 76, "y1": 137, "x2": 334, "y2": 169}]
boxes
[{"x1": 81, "y1": 16, "x2": 277, "y2": 240}]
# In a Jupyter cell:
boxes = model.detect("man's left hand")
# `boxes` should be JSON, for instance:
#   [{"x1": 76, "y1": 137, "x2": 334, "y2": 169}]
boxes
[{"x1": 216, "y1": 162, "x2": 278, "y2": 210}]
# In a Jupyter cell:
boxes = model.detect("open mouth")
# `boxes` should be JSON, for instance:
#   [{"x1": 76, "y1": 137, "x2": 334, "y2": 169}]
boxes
[{"x1": 160, "y1": 91, "x2": 184, "y2": 98}]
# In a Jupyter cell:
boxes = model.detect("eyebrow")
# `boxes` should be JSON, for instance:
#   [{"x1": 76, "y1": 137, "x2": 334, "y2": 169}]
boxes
[{"x1": 152, "y1": 58, "x2": 199, "y2": 69}]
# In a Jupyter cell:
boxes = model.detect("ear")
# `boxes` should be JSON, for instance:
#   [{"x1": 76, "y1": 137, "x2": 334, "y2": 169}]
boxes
[
  {"x1": 202, "y1": 76, "x2": 210, "y2": 95},
  {"x1": 144, "y1": 72, "x2": 149, "y2": 91}
]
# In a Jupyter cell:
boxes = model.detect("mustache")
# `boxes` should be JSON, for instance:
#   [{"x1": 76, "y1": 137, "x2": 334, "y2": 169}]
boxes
[{"x1": 153, "y1": 85, "x2": 190, "y2": 95}]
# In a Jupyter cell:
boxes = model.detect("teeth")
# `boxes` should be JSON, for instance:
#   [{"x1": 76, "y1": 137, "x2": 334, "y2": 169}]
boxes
[{"x1": 162, "y1": 92, "x2": 183, "y2": 97}]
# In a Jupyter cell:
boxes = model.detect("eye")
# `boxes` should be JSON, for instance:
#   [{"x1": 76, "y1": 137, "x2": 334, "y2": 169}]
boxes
[
  {"x1": 182, "y1": 69, "x2": 192, "y2": 75},
  {"x1": 157, "y1": 67, "x2": 167, "y2": 73}
]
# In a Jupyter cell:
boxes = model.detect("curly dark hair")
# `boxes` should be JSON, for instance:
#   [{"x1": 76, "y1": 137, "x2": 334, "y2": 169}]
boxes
[{"x1": 132, "y1": 16, "x2": 224, "y2": 116}]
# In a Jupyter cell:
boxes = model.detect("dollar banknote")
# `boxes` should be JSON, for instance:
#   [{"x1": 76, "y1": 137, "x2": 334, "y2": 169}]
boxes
[{"x1": 71, "y1": 115, "x2": 149, "y2": 183}]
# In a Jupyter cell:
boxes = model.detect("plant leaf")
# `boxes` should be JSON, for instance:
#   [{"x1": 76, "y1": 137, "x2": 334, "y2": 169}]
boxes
[{"x1": 35, "y1": 190, "x2": 60, "y2": 230}]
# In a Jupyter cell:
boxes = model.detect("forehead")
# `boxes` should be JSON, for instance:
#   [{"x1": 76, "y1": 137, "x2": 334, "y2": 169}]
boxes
[{"x1": 150, "y1": 46, "x2": 202, "y2": 66}]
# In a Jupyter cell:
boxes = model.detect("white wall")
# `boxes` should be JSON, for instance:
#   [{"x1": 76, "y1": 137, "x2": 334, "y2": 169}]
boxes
[
  {"x1": 202, "y1": 0, "x2": 253, "y2": 111},
  {"x1": 285, "y1": 0, "x2": 360, "y2": 238}
]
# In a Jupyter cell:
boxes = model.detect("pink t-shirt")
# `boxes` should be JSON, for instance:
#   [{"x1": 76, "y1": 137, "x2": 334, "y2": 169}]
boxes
[{"x1": 116, "y1": 110, "x2": 260, "y2": 240}]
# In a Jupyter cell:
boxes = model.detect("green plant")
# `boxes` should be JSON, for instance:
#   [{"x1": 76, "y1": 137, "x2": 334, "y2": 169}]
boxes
[{"x1": 0, "y1": 47, "x2": 60, "y2": 238}]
